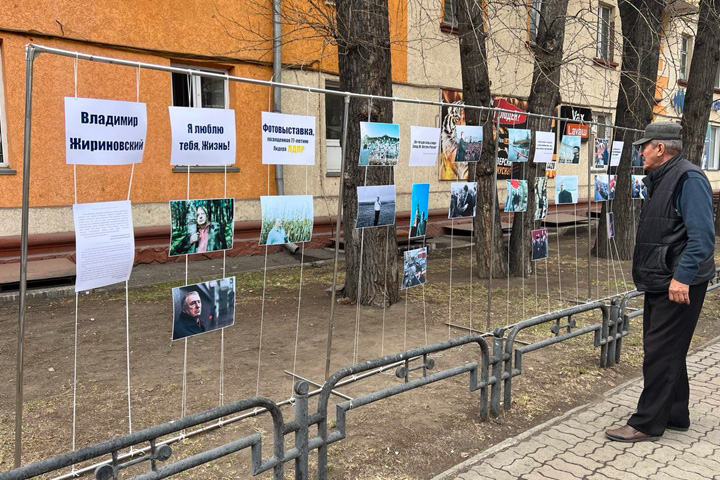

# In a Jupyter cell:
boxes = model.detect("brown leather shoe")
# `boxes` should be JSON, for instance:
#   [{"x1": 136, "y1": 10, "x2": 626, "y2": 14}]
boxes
[{"x1": 605, "y1": 425, "x2": 660, "y2": 443}]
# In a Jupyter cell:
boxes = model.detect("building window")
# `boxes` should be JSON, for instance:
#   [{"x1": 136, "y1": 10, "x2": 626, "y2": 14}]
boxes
[
  {"x1": 679, "y1": 35, "x2": 691, "y2": 82},
  {"x1": 595, "y1": 113, "x2": 611, "y2": 139},
  {"x1": 528, "y1": 0, "x2": 542, "y2": 43},
  {"x1": 325, "y1": 83, "x2": 343, "y2": 174},
  {"x1": 0, "y1": 47, "x2": 8, "y2": 167},
  {"x1": 442, "y1": 0, "x2": 458, "y2": 32},
  {"x1": 596, "y1": 5, "x2": 614, "y2": 61},
  {"x1": 171, "y1": 65, "x2": 228, "y2": 108},
  {"x1": 708, "y1": 126, "x2": 720, "y2": 170},
  {"x1": 715, "y1": 59, "x2": 720, "y2": 90}
]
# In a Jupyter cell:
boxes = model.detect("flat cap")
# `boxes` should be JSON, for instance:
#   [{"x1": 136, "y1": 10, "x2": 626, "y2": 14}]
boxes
[{"x1": 633, "y1": 122, "x2": 682, "y2": 146}]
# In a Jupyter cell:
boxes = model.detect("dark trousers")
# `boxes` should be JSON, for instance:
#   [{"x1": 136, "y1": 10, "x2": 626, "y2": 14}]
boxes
[
  {"x1": 627, "y1": 282, "x2": 708, "y2": 436},
  {"x1": 374, "y1": 210, "x2": 380, "y2": 226}
]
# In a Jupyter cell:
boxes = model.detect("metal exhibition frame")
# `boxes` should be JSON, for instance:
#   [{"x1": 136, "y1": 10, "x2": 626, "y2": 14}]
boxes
[{"x1": 15, "y1": 43, "x2": 645, "y2": 468}]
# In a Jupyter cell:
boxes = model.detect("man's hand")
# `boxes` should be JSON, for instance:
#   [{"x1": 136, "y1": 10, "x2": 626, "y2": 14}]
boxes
[{"x1": 668, "y1": 279, "x2": 690, "y2": 305}]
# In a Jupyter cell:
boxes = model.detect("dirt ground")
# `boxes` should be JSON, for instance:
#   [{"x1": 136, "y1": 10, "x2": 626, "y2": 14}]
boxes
[{"x1": 1, "y1": 233, "x2": 720, "y2": 479}]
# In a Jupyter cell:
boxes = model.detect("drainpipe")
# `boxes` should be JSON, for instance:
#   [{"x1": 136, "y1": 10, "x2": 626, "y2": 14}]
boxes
[{"x1": 272, "y1": 0, "x2": 300, "y2": 254}]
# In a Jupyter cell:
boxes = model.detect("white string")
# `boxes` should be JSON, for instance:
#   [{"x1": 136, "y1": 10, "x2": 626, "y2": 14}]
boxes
[
  {"x1": 219, "y1": 165, "x2": 228, "y2": 409},
  {"x1": 545, "y1": 257, "x2": 551, "y2": 311},
  {"x1": 469, "y1": 217, "x2": 474, "y2": 333},
  {"x1": 448, "y1": 218, "x2": 454, "y2": 339},
  {"x1": 384, "y1": 227, "x2": 390, "y2": 356},
  {"x1": 124, "y1": 281, "x2": 133, "y2": 439},
  {"x1": 555, "y1": 205, "x2": 562, "y2": 300},
  {"x1": 73, "y1": 166, "x2": 78, "y2": 205},
  {"x1": 71, "y1": 293, "x2": 79, "y2": 456},
  {"x1": 574, "y1": 203, "x2": 579, "y2": 302},
  {"x1": 520, "y1": 164, "x2": 525, "y2": 319},
  {"x1": 256, "y1": 166, "x2": 271, "y2": 397},
  {"x1": 181, "y1": 164, "x2": 190, "y2": 421},
  {"x1": 74, "y1": 54, "x2": 78, "y2": 98}
]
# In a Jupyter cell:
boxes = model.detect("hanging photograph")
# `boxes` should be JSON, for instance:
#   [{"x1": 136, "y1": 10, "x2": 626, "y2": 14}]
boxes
[
  {"x1": 632, "y1": 175, "x2": 647, "y2": 199},
  {"x1": 171, "y1": 277, "x2": 236, "y2": 341},
  {"x1": 356, "y1": 185, "x2": 396, "y2": 228},
  {"x1": 259, "y1": 195, "x2": 314, "y2": 245},
  {"x1": 534, "y1": 131, "x2": 555, "y2": 163},
  {"x1": 455, "y1": 125, "x2": 483, "y2": 163},
  {"x1": 505, "y1": 180, "x2": 528, "y2": 212},
  {"x1": 409, "y1": 183, "x2": 430, "y2": 239},
  {"x1": 558, "y1": 135, "x2": 581, "y2": 164},
  {"x1": 534, "y1": 177, "x2": 548, "y2": 221},
  {"x1": 531, "y1": 229, "x2": 549, "y2": 261},
  {"x1": 401, "y1": 247, "x2": 427, "y2": 289},
  {"x1": 610, "y1": 141, "x2": 624, "y2": 167},
  {"x1": 439, "y1": 90, "x2": 467, "y2": 181},
  {"x1": 508, "y1": 129, "x2": 531, "y2": 162},
  {"x1": 631, "y1": 144, "x2": 643, "y2": 167},
  {"x1": 593, "y1": 138, "x2": 610, "y2": 170},
  {"x1": 261, "y1": 111, "x2": 316, "y2": 165},
  {"x1": 555, "y1": 175, "x2": 578, "y2": 204},
  {"x1": 494, "y1": 97, "x2": 529, "y2": 179},
  {"x1": 593, "y1": 174, "x2": 616, "y2": 202},
  {"x1": 448, "y1": 181, "x2": 477, "y2": 218},
  {"x1": 359, "y1": 122, "x2": 400, "y2": 166},
  {"x1": 607, "y1": 212, "x2": 615, "y2": 239},
  {"x1": 169, "y1": 198, "x2": 234, "y2": 256},
  {"x1": 409, "y1": 126, "x2": 441, "y2": 167}
]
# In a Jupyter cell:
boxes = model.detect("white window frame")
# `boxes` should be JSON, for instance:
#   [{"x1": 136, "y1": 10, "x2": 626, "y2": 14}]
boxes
[
  {"x1": 708, "y1": 125, "x2": 720, "y2": 170},
  {"x1": 528, "y1": 0, "x2": 542, "y2": 43},
  {"x1": 594, "y1": 113, "x2": 611, "y2": 140},
  {"x1": 596, "y1": 5, "x2": 612, "y2": 60},
  {"x1": 324, "y1": 82, "x2": 343, "y2": 175},
  {"x1": 170, "y1": 64, "x2": 229, "y2": 109},
  {"x1": 679, "y1": 35, "x2": 691, "y2": 82},
  {"x1": 0, "y1": 47, "x2": 9, "y2": 167},
  {"x1": 715, "y1": 58, "x2": 720, "y2": 90}
]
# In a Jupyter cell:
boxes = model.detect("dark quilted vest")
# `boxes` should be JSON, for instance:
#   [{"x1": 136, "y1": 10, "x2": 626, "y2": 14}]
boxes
[{"x1": 632, "y1": 155, "x2": 716, "y2": 292}]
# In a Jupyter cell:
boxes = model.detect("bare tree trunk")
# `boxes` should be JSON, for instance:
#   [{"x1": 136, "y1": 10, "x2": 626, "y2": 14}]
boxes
[
  {"x1": 336, "y1": 0, "x2": 399, "y2": 305},
  {"x1": 456, "y1": 0, "x2": 507, "y2": 279},
  {"x1": 508, "y1": 0, "x2": 570, "y2": 277},
  {"x1": 601, "y1": 0, "x2": 665, "y2": 260}
]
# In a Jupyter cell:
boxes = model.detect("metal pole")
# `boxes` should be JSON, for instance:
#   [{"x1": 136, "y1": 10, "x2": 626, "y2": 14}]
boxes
[
  {"x1": 16, "y1": 44, "x2": 38, "y2": 468},
  {"x1": 486, "y1": 114, "x2": 500, "y2": 330},
  {"x1": 325, "y1": 95, "x2": 350, "y2": 379}
]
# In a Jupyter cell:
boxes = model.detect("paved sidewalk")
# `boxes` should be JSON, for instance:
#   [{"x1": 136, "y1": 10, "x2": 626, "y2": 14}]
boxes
[{"x1": 437, "y1": 337, "x2": 720, "y2": 480}]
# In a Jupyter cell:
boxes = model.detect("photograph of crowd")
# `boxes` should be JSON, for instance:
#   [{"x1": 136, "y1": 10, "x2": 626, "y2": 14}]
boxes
[
  {"x1": 259, "y1": 195, "x2": 314, "y2": 246},
  {"x1": 632, "y1": 175, "x2": 647, "y2": 199},
  {"x1": 454, "y1": 125, "x2": 483, "y2": 163},
  {"x1": 171, "y1": 277, "x2": 236, "y2": 341},
  {"x1": 555, "y1": 175, "x2": 578, "y2": 204},
  {"x1": 169, "y1": 198, "x2": 234, "y2": 257},
  {"x1": 508, "y1": 129, "x2": 531, "y2": 162},
  {"x1": 401, "y1": 247, "x2": 427, "y2": 289},
  {"x1": 594, "y1": 174, "x2": 616, "y2": 202},
  {"x1": 531, "y1": 229, "x2": 549, "y2": 261},
  {"x1": 534, "y1": 177, "x2": 548, "y2": 221},
  {"x1": 448, "y1": 181, "x2": 477, "y2": 218},
  {"x1": 558, "y1": 135, "x2": 581, "y2": 164},
  {"x1": 409, "y1": 183, "x2": 430, "y2": 239},
  {"x1": 356, "y1": 185, "x2": 396, "y2": 228},
  {"x1": 505, "y1": 179, "x2": 528, "y2": 212},
  {"x1": 593, "y1": 138, "x2": 610, "y2": 170},
  {"x1": 359, "y1": 122, "x2": 400, "y2": 166}
]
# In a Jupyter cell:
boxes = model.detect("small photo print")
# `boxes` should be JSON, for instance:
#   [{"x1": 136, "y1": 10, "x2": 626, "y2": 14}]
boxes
[
  {"x1": 534, "y1": 177, "x2": 548, "y2": 221},
  {"x1": 607, "y1": 212, "x2": 615, "y2": 239},
  {"x1": 631, "y1": 144, "x2": 643, "y2": 167},
  {"x1": 356, "y1": 185, "x2": 396, "y2": 228},
  {"x1": 593, "y1": 138, "x2": 610, "y2": 170},
  {"x1": 169, "y1": 198, "x2": 234, "y2": 257},
  {"x1": 409, "y1": 183, "x2": 430, "y2": 239},
  {"x1": 531, "y1": 229, "x2": 549, "y2": 261},
  {"x1": 172, "y1": 277, "x2": 236, "y2": 341},
  {"x1": 508, "y1": 129, "x2": 532, "y2": 162},
  {"x1": 454, "y1": 125, "x2": 483, "y2": 163},
  {"x1": 505, "y1": 179, "x2": 528, "y2": 212},
  {"x1": 449, "y1": 181, "x2": 477, "y2": 218},
  {"x1": 555, "y1": 175, "x2": 578, "y2": 204},
  {"x1": 632, "y1": 175, "x2": 647, "y2": 200},
  {"x1": 558, "y1": 135, "x2": 581, "y2": 164},
  {"x1": 401, "y1": 247, "x2": 427, "y2": 289},
  {"x1": 260, "y1": 195, "x2": 314, "y2": 245},
  {"x1": 593, "y1": 174, "x2": 616, "y2": 202},
  {"x1": 359, "y1": 122, "x2": 400, "y2": 166}
]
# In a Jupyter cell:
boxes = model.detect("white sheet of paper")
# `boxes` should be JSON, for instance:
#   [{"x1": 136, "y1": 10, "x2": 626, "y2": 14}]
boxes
[
  {"x1": 65, "y1": 97, "x2": 147, "y2": 165},
  {"x1": 261, "y1": 112, "x2": 316, "y2": 165},
  {"x1": 610, "y1": 141, "x2": 624, "y2": 167},
  {"x1": 73, "y1": 200, "x2": 135, "y2": 292},
  {"x1": 169, "y1": 107, "x2": 236, "y2": 166},
  {"x1": 408, "y1": 126, "x2": 441, "y2": 166},
  {"x1": 534, "y1": 131, "x2": 555, "y2": 163}
]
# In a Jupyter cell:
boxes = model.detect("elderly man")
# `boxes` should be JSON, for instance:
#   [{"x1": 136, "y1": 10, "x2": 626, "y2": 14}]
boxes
[
  {"x1": 173, "y1": 290, "x2": 206, "y2": 340},
  {"x1": 606, "y1": 122, "x2": 715, "y2": 443}
]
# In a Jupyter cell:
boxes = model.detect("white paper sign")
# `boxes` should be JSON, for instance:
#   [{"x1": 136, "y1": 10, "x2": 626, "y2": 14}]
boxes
[
  {"x1": 261, "y1": 112, "x2": 316, "y2": 165},
  {"x1": 73, "y1": 200, "x2": 135, "y2": 292},
  {"x1": 408, "y1": 126, "x2": 441, "y2": 166},
  {"x1": 65, "y1": 97, "x2": 147, "y2": 165},
  {"x1": 534, "y1": 131, "x2": 555, "y2": 163},
  {"x1": 169, "y1": 107, "x2": 236, "y2": 166},
  {"x1": 610, "y1": 141, "x2": 624, "y2": 167}
]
